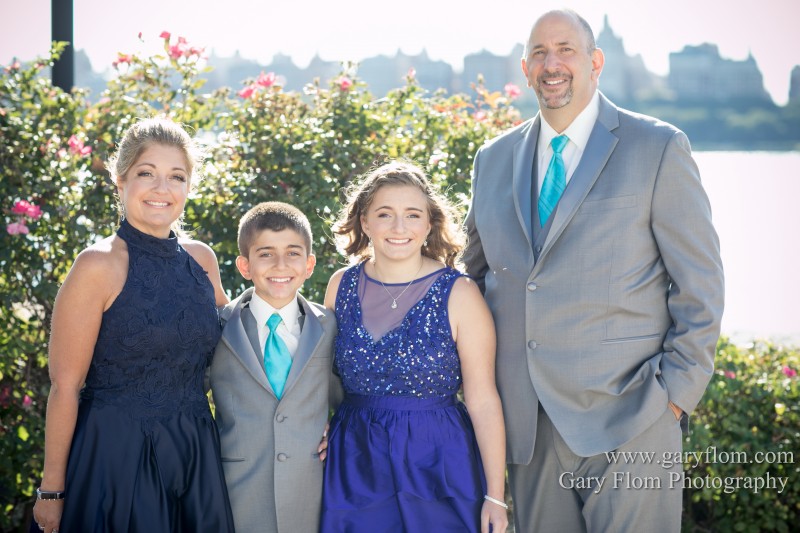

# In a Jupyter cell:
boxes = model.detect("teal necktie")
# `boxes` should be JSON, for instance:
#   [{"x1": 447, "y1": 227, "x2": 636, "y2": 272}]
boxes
[
  {"x1": 264, "y1": 313, "x2": 292, "y2": 399},
  {"x1": 538, "y1": 134, "x2": 569, "y2": 226}
]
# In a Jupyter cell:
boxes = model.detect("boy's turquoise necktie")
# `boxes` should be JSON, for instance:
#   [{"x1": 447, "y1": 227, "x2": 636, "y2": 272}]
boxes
[
  {"x1": 539, "y1": 134, "x2": 569, "y2": 227},
  {"x1": 264, "y1": 313, "x2": 292, "y2": 399}
]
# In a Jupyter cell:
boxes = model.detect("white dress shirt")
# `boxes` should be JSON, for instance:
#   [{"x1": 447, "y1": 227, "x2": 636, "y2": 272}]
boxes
[
  {"x1": 248, "y1": 292, "x2": 302, "y2": 358},
  {"x1": 536, "y1": 90, "x2": 601, "y2": 195}
]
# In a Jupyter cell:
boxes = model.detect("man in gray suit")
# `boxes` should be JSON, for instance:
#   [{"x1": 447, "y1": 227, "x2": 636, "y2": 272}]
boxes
[{"x1": 464, "y1": 9, "x2": 724, "y2": 532}]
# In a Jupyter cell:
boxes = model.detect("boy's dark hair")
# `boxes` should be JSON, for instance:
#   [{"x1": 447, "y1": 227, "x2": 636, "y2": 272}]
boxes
[{"x1": 237, "y1": 202, "x2": 313, "y2": 257}]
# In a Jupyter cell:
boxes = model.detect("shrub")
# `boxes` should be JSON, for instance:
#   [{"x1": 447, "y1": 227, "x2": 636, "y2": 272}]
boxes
[{"x1": 682, "y1": 338, "x2": 800, "y2": 532}]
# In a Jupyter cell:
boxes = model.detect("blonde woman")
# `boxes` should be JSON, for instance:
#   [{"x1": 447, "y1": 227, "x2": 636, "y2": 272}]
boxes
[{"x1": 32, "y1": 118, "x2": 234, "y2": 533}]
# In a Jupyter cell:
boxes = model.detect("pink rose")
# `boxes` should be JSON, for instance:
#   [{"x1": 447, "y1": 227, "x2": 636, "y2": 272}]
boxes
[
  {"x1": 7, "y1": 221, "x2": 29, "y2": 235},
  {"x1": 11, "y1": 200, "x2": 32, "y2": 216},
  {"x1": 474, "y1": 110, "x2": 487, "y2": 122},
  {"x1": 504, "y1": 83, "x2": 521, "y2": 99},
  {"x1": 13, "y1": 200, "x2": 43, "y2": 220},
  {"x1": 782, "y1": 366, "x2": 797, "y2": 378},
  {"x1": 159, "y1": 31, "x2": 171, "y2": 40},
  {"x1": 23, "y1": 395, "x2": 33, "y2": 407},
  {"x1": 168, "y1": 43, "x2": 186, "y2": 60},
  {"x1": 724, "y1": 370, "x2": 736, "y2": 379},
  {"x1": 68, "y1": 135, "x2": 92, "y2": 156},
  {"x1": 238, "y1": 84, "x2": 258, "y2": 99},
  {"x1": 112, "y1": 53, "x2": 133, "y2": 68},
  {"x1": 256, "y1": 71, "x2": 276, "y2": 88},
  {"x1": 26, "y1": 204, "x2": 43, "y2": 220},
  {"x1": 337, "y1": 76, "x2": 353, "y2": 90}
]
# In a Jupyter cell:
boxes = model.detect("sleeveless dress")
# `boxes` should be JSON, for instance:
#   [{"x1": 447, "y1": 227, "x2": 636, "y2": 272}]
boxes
[
  {"x1": 57, "y1": 219, "x2": 235, "y2": 532},
  {"x1": 320, "y1": 262, "x2": 486, "y2": 532}
]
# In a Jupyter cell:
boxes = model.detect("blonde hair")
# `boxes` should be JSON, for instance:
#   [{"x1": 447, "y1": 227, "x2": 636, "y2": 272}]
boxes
[
  {"x1": 106, "y1": 117, "x2": 205, "y2": 231},
  {"x1": 332, "y1": 160, "x2": 466, "y2": 268}
]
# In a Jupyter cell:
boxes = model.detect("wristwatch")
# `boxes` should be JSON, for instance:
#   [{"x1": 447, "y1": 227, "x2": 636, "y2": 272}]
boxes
[{"x1": 36, "y1": 488, "x2": 66, "y2": 500}]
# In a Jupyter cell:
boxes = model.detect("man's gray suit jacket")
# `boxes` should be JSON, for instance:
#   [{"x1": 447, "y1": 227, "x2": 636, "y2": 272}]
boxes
[{"x1": 464, "y1": 92, "x2": 724, "y2": 463}]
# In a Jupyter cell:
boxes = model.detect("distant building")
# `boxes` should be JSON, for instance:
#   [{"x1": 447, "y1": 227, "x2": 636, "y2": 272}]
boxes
[
  {"x1": 74, "y1": 49, "x2": 107, "y2": 98},
  {"x1": 302, "y1": 54, "x2": 341, "y2": 89},
  {"x1": 668, "y1": 44, "x2": 771, "y2": 103},
  {"x1": 789, "y1": 66, "x2": 800, "y2": 102},
  {"x1": 265, "y1": 53, "x2": 306, "y2": 91},
  {"x1": 462, "y1": 45, "x2": 526, "y2": 94},
  {"x1": 76, "y1": 17, "x2": 781, "y2": 111},
  {"x1": 203, "y1": 50, "x2": 264, "y2": 92},
  {"x1": 595, "y1": 15, "x2": 665, "y2": 103},
  {"x1": 357, "y1": 50, "x2": 454, "y2": 96}
]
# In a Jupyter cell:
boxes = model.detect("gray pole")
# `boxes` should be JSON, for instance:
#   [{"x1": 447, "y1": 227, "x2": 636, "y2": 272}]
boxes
[{"x1": 51, "y1": 0, "x2": 74, "y2": 91}]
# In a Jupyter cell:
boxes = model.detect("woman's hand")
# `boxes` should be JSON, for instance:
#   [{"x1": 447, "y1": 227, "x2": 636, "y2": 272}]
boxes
[
  {"x1": 32, "y1": 498, "x2": 63, "y2": 533},
  {"x1": 481, "y1": 499, "x2": 509, "y2": 533}
]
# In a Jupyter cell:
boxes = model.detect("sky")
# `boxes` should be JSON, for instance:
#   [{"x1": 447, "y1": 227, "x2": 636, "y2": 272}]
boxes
[{"x1": 1, "y1": 0, "x2": 799, "y2": 104}]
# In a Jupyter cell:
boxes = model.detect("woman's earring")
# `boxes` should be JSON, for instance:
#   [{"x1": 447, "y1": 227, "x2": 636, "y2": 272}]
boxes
[{"x1": 423, "y1": 239, "x2": 428, "y2": 246}]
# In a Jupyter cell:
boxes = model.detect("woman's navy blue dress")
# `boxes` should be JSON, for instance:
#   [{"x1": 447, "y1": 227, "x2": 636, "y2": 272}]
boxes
[
  {"x1": 57, "y1": 220, "x2": 234, "y2": 532},
  {"x1": 320, "y1": 263, "x2": 486, "y2": 532}
]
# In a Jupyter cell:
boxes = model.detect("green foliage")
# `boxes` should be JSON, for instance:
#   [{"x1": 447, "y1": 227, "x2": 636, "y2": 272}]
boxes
[
  {"x1": 682, "y1": 338, "x2": 800, "y2": 532},
  {"x1": 0, "y1": 39, "x2": 520, "y2": 530}
]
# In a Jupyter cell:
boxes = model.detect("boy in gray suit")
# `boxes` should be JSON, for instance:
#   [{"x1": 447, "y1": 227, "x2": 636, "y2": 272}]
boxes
[{"x1": 210, "y1": 202, "x2": 341, "y2": 532}]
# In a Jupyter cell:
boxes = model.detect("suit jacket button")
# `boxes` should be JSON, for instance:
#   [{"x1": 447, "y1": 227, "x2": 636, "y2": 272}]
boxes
[
  {"x1": 277, "y1": 453, "x2": 288, "y2": 462},
  {"x1": 527, "y1": 282, "x2": 537, "y2": 291},
  {"x1": 527, "y1": 340, "x2": 538, "y2": 350},
  {"x1": 535, "y1": 246, "x2": 542, "y2": 254},
  {"x1": 276, "y1": 414, "x2": 286, "y2": 422}
]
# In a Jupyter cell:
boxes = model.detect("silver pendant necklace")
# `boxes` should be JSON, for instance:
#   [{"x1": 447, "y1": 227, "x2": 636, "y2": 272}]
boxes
[{"x1": 373, "y1": 259, "x2": 424, "y2": 309}]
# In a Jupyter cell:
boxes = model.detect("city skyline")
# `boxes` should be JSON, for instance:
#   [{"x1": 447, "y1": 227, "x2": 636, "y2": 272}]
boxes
[{"x1": 2, "y1": 0, "x2": 799, "y2": 104}]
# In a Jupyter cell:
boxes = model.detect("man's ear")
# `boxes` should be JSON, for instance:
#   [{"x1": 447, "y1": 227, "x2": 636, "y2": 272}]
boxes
[{"x1": 591, "y1": 48, "x2": 605, "y2": 80}]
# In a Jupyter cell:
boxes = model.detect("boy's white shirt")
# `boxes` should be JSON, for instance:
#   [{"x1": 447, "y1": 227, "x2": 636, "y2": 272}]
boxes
[{"x1": 248, "y1": 292, "x2": 301, "y2": 358}]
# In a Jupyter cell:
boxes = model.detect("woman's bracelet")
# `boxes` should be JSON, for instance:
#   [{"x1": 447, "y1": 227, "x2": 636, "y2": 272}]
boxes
[
  {"x1": 36, "y1": 488, "x2": 66, "y2": 500},
  {"x1": 484, "y1": 494, "x2": 508, "y2": 509}
]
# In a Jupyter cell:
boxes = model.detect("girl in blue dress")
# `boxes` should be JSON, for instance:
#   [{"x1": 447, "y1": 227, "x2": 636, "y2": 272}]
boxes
[
  {"x1": 320, "y1": 161, "x2": 508, "y2": 532},
  {"x1": 31, "y1": 118, "x2": 234, "y2": 533}
]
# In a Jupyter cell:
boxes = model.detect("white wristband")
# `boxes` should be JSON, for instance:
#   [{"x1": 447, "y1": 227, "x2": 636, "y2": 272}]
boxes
[{"x1": 484, "y1": 494, "x2": 508, "y2": 509}]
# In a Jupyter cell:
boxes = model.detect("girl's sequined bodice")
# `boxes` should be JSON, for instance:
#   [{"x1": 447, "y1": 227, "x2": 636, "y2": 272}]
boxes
[
  {"x1": 334, "y1": 262, "x2": 463, "y2": 398},
  {"x1": 82, "y1": 219, "x2": 221, "y2": 419}
]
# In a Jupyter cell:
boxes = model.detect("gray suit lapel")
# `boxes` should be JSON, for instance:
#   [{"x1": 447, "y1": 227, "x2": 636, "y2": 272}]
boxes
[
  {"x1": 282, "y1": 294, "x2": 325, "y2": 396},
  {"x1": 537, "y1": 95, "x2": 620, "y2": 264},
  {"x1": 512, "y1": 118, "x2": 540, "y2": 249},
  {"x1": 220, "y1": 288, "x2": 274, "y2": 394}
]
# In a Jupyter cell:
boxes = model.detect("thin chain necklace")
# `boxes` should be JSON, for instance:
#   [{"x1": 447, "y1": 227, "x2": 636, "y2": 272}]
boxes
[{"x1": 373, "y1": 259, "x2": 424, "y2": 310}]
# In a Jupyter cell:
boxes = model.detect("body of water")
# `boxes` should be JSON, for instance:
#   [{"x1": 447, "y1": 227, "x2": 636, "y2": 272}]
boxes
[{"x1": 696, "y1": 151, "x2": 800, "y2": 344}]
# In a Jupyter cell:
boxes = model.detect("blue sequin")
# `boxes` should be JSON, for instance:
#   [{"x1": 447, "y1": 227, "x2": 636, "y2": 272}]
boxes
[{"x1": 333, "y1": 262, "x2": 463, "y2": 397}]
